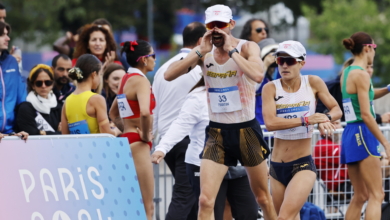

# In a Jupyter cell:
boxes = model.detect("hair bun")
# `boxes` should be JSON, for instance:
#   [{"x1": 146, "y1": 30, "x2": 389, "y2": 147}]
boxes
[{"x1": 343, "y1": 38, "x2": 355, "y2": 50}]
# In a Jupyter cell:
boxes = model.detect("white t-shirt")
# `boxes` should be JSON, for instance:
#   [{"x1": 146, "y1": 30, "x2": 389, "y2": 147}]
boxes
[
  {"x1": 154, "y1": 87, "x2": 209, "y2": 166},
  {"x1": 152, "y1": 48, "x2": 202, "y2": 137}
]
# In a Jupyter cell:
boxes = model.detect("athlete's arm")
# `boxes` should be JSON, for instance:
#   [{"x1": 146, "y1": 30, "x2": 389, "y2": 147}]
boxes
[
  {"x1": 309, "y1": 75, "x2": 342, "y2": 121},
  {"x1": 374, "y1": 87, "x2": 390, "y2": 99},
  {"x1": 61, "y1": 103, "x2": 70, "y2": 134},
  {"x1": 230, "y1": 41, "x2": 264, "y2": 83},
  {"x1": 356, "y1": 70, "x2": 390, "y2": 157},
  {"x1": 262, "y1": 83, "x2": 302, "y2": 131},
  {"x1": 90, "y1": 95, "x2": 118, "y2": 136},
  {"x1": 109, "y1": 98, "x2": 124, "y2": 132},
  {"x1": 164, "y1": 30, "x2": 213, "y2": 81},
  {"x1": 135, "y1": 77, "x2": 153, "y2": 142}
]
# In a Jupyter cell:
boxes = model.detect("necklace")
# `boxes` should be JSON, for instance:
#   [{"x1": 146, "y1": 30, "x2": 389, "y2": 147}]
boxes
[{"x1": 281, "y1": 76, "x2": 300, "y2": 91}]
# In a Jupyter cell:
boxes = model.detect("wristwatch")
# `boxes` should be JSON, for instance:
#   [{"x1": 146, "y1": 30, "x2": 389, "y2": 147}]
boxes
[
  {"x1": 326, "y1": 114, "x2": 332, "y2": 121},
  {"x1": 228, "y1": 48, "x2": 238, "y2": 58}
]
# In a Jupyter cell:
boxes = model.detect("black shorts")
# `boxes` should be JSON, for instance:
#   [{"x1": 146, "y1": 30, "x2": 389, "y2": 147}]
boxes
[
  {"x1": 269, "y1": 155, "x2": 317, "y2": 187},
  {"x1": 200, "y1": 118, "x2": 270, "y2": 167}
]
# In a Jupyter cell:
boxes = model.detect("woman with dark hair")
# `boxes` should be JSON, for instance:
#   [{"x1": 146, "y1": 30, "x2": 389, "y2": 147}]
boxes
[
  {"x1": 61, "y1": 54, "x2": 120, "y2": 136},
  {"x1": 72, "y1": 24, "x2": 121, "y2": 66},
  {"x1": 109, "y1": 40, "x2": 156, "y2": 220},
  {"x1": 102, "y1": 63, "x2": 126, "y2": 115},
  {"x1": 16, "y1": 64, "x2": 61, "y2": 135},
  {"x1": 341, "y1": 32, "x2": 390, "y2": 220},
  {"x1": 239, "y1": 18, "x2": 269, "y2": 43}
]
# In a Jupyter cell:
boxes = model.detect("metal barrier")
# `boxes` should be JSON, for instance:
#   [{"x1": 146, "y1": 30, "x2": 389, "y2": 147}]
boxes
[{"x1": 153, "y1": 126, "x2": 390, "y2": 220}]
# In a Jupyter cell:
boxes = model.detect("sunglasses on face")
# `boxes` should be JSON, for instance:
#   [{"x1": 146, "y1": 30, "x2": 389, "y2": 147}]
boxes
[
  {"x1": 206, "y1": 21, "x2": 230, "y2": 30},
  {"x1": 255, "y1": 27, "x2": 269, "y2": 33},
  {"x1": 363, "y1": 44, "x2": 377, "y2": 51},
  {"x1": 275, "y1": 56, "x2": 303, "y2": 66},
  {"x1": 136, "y1": 53, "x2": 156, "y2": 62},
  {"x1": 34, "y1": 80, "x2": 53, "y2": 87}
]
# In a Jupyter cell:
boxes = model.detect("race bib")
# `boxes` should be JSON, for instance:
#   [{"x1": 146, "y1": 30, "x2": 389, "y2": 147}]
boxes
[
  {"x1": 343, "y1": 98, "x2": 357, "y2": 122},
  {"x1": 117, "y1": 94, "x2": 134, "y2": 118},
  {"x1": 276, "y1": 105, "x2": 310, "y2": 134},
  {"x1": 209, "y1": 86, "x2": 242, "y2": 113},
  {"x1": 68, "y1": 120, "x2": 90, "y2": 134}
]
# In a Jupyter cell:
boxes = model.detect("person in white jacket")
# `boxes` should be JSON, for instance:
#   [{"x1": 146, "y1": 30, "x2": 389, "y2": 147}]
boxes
[{"x1": 152, "y1": 77, "x2": 258, "y2": 220}]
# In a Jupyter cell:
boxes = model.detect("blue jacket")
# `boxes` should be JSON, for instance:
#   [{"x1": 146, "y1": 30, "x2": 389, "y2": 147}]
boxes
[
  {"x1": 0, "y1": 51, "x2": 27, "y2": 134},
  {"x1": 300, "y1": 202, "x2": 326, "y2": 220}
]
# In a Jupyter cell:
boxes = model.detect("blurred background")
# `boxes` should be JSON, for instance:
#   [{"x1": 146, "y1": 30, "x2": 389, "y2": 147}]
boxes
[{"x1": 4, "y1": 0, "x2": 390, "y2": 85}]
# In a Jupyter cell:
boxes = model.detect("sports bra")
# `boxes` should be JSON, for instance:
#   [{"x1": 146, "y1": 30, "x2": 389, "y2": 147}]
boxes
[{"x1": 117, "y1": 68, "x2": 156, "y2": 119}]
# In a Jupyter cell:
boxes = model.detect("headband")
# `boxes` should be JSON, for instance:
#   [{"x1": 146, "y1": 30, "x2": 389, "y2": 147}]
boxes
[
  {"x1": 120, "y1": 40, "x2": 138, "y2": 51},
  {"x1": 29, "y1": 64, "x2": 54, "y2": 80}
]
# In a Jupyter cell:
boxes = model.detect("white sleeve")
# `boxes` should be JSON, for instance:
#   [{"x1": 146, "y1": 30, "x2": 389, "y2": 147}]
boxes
[{"x1": 154, "y1": 93, "x2": 201, "y2": 155}]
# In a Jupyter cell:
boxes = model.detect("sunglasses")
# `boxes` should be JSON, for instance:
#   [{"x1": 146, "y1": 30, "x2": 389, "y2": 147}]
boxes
[
  {"x1": 206, "y1": 21, "x2": 230, "y2": 30},
  {"x1": 255, "y1": 27, "x2": 269, "y2": 33},
  {"x1": 136, "y1": 53, "x2": 156, "y2": 62},
  {"x1": 275, "y1": 57, "x2": 303, "y2": 66},
  {"x1": 363, "y1": 44, "x2": 377, "y2": 51},
  {"x1": 34, "y1": 80, "x2": 53, "y2": 87}
]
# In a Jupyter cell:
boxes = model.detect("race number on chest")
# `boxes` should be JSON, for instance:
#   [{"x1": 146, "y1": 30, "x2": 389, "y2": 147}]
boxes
[
  {"x1": 209, "y1": 86, "x2": 242, "y2": 113},
  {"x1": 117, "y1": 94, "x2": 134, "y2": 118}
]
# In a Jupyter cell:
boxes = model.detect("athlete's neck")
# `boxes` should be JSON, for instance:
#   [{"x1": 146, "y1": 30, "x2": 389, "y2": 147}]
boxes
[
  {"x1": 351, "y1": 55, "x2": 369, "y2": 70},
  {"x1": 281, "y1": 75, "x2": 301, "y2": 92}
]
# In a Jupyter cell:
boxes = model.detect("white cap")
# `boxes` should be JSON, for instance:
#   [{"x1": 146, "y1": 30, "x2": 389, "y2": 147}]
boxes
[
  {"x1": 274, "y1": 40, "x2": 306, "y2": 60},
  {"x1": 205, "y1": 5, "x2": 232, "y2": 24}
]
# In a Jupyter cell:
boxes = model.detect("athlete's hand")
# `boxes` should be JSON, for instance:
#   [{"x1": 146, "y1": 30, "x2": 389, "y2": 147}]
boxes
[
  {"x1": 199, "y1": 30, "x2": 213, "y2": 55},
  {"x1": 151, "y1": 151, "x2": 165, "y2": 164},
  {"x1": 12, "y1": 131, "x2": 29, "y2": 142},
  {"x1": 308, "y1": 113, "x2": 329, "y2": 125},
  {"x1": 384, "y1": 143, "x2": 390, "y2": 162},
  {"x1": 318, "y1": 122, "x2": 336, "y2": 137},
  {"x1": 213, "y1": 28, "x2": 234, "y2": 52}
]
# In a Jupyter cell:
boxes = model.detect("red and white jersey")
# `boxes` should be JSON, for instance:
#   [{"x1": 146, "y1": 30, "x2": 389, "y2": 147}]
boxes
[
  {"x1": 202, "y1": 40, "x2": 256, "y2": 123},
  {"x1": 272, "y1": 75, "x2": 316, "y2": 140}
]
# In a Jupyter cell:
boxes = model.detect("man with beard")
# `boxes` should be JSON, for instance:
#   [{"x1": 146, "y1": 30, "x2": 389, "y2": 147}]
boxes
[
  {"x1": 51, "y1": 54, "x2": 74, "y2": 106},
  {"x1": 164, "y1": 4, "x2": 277, "y2": 220}
]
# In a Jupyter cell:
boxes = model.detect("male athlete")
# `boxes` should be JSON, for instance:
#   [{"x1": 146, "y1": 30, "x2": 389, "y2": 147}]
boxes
[{"x1": 165, "y1": 4, "x2": 277, "y2": 220}]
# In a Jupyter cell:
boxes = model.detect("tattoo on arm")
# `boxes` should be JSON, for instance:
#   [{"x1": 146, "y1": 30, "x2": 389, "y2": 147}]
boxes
[{"x1": 113, "y1": 117, "x2": 124, "y2": 132}]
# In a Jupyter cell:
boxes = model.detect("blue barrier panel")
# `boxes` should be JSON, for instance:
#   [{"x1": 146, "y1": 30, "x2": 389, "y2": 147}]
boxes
[{"x1": 0, "y1": 135, "x2": 146, "y2": 220}]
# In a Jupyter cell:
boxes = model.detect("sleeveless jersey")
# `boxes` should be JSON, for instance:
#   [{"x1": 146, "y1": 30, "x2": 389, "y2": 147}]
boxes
[
  {"x1": 341, "y1": 66, "x2": 375, "y2": 123},
  {"x1": 65, "y1": 91, "x2": 99, "y2": 134},
  {"x1": 203, "y1": 40, "x2": 256, "y2": 123},
  {"x1": 272, "y1": 75, "x2": 316, "y2": 140}
]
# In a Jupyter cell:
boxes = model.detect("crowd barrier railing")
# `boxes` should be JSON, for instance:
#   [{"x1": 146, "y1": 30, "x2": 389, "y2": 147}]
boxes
[{"x1": 153, "y1": 126, "x2": 390, "y2": 220}]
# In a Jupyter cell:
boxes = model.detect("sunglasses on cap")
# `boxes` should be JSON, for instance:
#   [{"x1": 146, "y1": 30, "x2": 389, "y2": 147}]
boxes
[
  {"x1": 363, "y1": 44, "x2": 377, "y2": 51},
  {"x1": 206, "y1": 21, "x2": 230, "y2": 30},
  {"x1": 255, "y1": 27, "x2": 269, "y2": 33},
  {"x1": 136, "y1": 53, "x2": 156, "y2": 62},
  {"x1": 34, "y1": 80, "x2": 53, "y2": 87},
  {"x1": 275, "y1": 56, "x2": 303, "y2": 66}
]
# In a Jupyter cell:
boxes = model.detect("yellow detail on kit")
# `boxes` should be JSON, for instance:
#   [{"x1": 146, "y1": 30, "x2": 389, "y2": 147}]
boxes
[{"x1": 359, "y1": 126, "x2": 381, "y2": 158}]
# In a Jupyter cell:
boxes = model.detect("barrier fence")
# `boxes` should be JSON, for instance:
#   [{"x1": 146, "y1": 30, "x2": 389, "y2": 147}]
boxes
[{"x1": 153, "y1": 126, "x2": 390, "y2": 220}]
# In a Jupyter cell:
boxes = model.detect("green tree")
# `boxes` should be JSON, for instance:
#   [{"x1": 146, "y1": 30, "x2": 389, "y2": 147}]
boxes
[{"x1": 303, "y1": 0, "x2": 390, "y2": 84}]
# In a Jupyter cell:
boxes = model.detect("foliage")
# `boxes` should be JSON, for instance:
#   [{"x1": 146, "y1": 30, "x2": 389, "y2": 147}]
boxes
[{"x1": 303, "y1": 0, "x2": 390, "y2": 84}]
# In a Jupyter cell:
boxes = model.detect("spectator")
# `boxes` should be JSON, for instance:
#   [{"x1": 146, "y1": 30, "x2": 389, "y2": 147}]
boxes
[
  {"x1": 102, "y1": 63, "x2": 125, "y2": 116},
  {"x1": 92, "y1": 18, "x2": 112, "y2": 33},
  {"x1": 316, "y1": 57, "x2": 390, "y2": 123},
  {"x1": 61, "y1": 54, "x2": 120, "y2": 136},
  {"x1": 151, "y1": 21, "x2": 204, "y2": 220},
  {"x1": 51, "y1": 54, "x2": 75, "y2": 106},
  {"x1": 255, "y1": 38, "x2": 279, "y2": 125},
  {"x1": 72, "y1": 24, "x2": 121, "y2": 67},
  {"x1": 15, "y1": 64, "x2": 61, "y2": 135},
  {"x1": 239, "y1": 18, "x2": 269, "y2": 43},
  {"x1": 0, "y1": 3, "x2": 6, "y2": 22},
  {"x1": 0, "y1": 21, "x2": 27, "y2": 135},
  {"x1": 52, "y1": 27, "x2": 82, "y2": 59}
]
